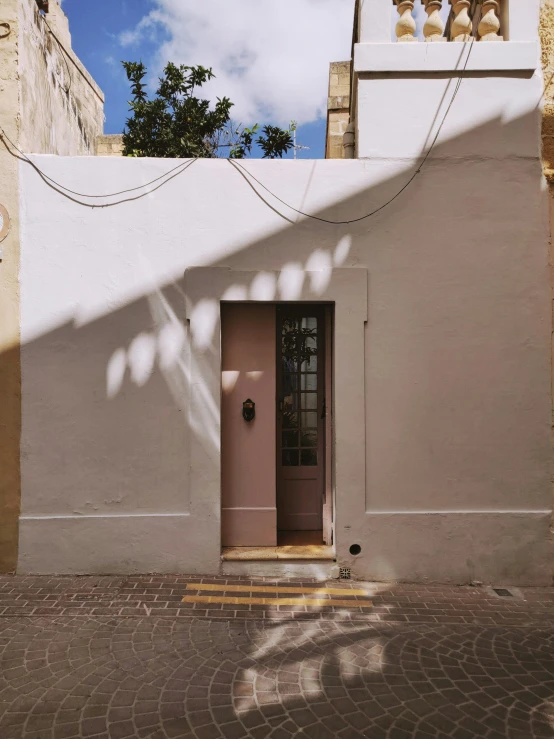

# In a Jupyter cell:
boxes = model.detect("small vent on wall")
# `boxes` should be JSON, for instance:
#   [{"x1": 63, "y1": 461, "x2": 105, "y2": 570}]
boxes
[{"x1": 339, "y1": 567, "x2": 351, "y2": 580}]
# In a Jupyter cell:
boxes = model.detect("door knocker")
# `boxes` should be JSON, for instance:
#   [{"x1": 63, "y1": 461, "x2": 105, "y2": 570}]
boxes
[{"x1": 242, "y1": 399, "x2": 255, "y2": 423}]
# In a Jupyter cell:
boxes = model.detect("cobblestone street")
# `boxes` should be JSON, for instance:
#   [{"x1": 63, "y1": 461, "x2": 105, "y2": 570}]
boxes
[{"x1": 1, "y1": 575, "x2": 554, "y2": 738}]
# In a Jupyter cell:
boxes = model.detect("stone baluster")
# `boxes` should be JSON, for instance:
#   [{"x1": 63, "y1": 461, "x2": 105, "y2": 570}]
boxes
[
  {"x1": 451, "y1": 0, "x2": 473, "y2": 42},
  {"x1": 478, "y1": 0, "x2": 503, "y2": 41},
  {"x1": 423, "y1": 0, "x2": 446, "y2": 42},
  {"x1": 395, "y1": 0, "x2": 417, "y2": 43}
]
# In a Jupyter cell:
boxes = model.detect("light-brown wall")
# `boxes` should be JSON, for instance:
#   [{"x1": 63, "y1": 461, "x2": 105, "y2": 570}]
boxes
[
  {"x1": 97, "y1": 134, "x2": 124, "y2": 157},
  {"x1": 540, "y1": 0, "x2": 554, "y2": 523},
  {"x1": 541, "y1": 0, "x2": 554, "y2": 173},
  {"x1": 19, "y1": 0, "x2": 103, "y2": 154},
  {"x1": 0, "y1": 0, "x2": 22, "y2": 573},
  {"x1": 325, "y1": 61, "x2": 351, "y2": 159}
]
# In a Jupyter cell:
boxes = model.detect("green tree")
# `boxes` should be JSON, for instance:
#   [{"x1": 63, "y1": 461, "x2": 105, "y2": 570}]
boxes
[{"x1": 122, "y1": 61, "x2": 294, "y2": 159}]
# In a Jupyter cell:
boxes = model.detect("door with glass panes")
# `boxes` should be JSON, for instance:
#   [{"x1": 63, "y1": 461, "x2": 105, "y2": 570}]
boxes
[{"x1": 277, "y1": 306, "x2": 326, "y2": 531}]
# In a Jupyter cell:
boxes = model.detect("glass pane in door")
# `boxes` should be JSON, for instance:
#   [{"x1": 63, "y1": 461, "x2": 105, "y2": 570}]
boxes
[{"x1": 280, "y1": 314, "x2": 319, "y2": 466}]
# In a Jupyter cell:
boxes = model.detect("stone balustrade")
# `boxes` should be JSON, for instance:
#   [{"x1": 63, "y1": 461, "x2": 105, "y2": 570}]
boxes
[
  {"x1": 395, "y1": 0, "x2": 418, "y2": 42},
  {"x1": 424, "y1": 0, "x2": 446, "y2": 41},
  {"x1": 394, "y1": 0, "x2": 504, "y2": 43},
  {"x1": 478, "y1": 0, "x2": 503, "y2": 41}
]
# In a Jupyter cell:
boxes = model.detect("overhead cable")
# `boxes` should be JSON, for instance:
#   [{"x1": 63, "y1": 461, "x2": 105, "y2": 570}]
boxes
[
  {"x1": 226, "y1": 38, "x2": 476, "y2": 225},
  {"x1": 0, "y1": 127, "x2": 198, "y2": 207},
  {"x1": 0, "y1": 32, "x2": 477, "y2": 218}
]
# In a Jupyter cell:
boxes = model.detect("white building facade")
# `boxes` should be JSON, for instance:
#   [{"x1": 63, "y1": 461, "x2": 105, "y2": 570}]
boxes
[{"x1": 15, "y1": 0, "x2": 553, "y2": 583}]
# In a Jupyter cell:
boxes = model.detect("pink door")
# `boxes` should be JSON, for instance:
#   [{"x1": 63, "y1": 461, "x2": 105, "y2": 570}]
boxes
[
  {"x1": 277, "y1": 306, "x2": 326, "y2": 532},
  {"x1": 221, "y1": 303, "x2": 277, "y2": 546}
]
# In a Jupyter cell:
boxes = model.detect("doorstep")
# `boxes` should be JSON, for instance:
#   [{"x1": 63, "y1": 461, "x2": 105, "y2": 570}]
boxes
[{"x1": 221, "y1": 544, "x2": 335, "y2": 561}]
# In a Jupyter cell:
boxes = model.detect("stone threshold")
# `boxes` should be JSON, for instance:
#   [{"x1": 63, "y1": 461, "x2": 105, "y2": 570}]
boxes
[{"x1": 221, "y1": 545, "x2": 336, "y2": 561}]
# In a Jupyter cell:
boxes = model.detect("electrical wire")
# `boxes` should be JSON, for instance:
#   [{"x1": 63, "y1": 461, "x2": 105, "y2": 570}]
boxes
[
  {"x1": 227, "y1": 39, "x2": 477, "y2": 225},
  {"x1": 40, "y1": 13, "x2": 104, "y2": 103},
  {"x1": 0, "y1": 124, "x2": 197, "y2": 201},
  {"x1": 41, "y1": 14, "x2": 72, "y2": 95},
  {"x1": 1, "y1": 16, "x2": 480, "y2": 216}
]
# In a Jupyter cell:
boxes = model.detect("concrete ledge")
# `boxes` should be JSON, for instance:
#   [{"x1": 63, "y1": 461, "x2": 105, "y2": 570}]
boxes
[
  {"x1": 354, "y1": 41, "x2": 539, "y2": 73},
  {"x1": 221, "y1": 561, "x2": 339, "y2": 579},
  {"x1": 222, "y1": 545, "x2": 335, "y2": 561}
]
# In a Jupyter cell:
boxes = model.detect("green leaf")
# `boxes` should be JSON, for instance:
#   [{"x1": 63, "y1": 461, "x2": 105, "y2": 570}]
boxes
[{"x1": 121, "y1": 61, "x2": 292, "y2": 160}]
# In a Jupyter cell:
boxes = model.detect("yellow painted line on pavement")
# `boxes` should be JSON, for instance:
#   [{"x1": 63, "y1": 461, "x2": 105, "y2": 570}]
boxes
[
  {"x1": 185, "y1": 583, "x2": 371, "y2": 597},
  {"x1": 182, "y1": 595, "x2": 373, "y2": 608}
]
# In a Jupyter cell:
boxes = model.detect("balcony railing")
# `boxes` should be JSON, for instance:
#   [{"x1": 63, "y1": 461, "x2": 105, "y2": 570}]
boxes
[{"x1": 394, "y1": 0, "x2": 503, "y2": 43}]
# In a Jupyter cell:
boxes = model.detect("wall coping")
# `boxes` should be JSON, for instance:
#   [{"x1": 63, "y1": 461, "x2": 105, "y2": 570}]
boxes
[{"x1": 354, "y1": 40, "x2": 539, "y2": 74}]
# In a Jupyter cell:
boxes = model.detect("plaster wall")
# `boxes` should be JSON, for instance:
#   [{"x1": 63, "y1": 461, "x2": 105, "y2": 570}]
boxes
[
  {"x1": 354, "y1": 0, "x2": 541, "y2": 161},
  {"x1": 17, "y1": 145, "x2": 552, "y2": 582},
  {"x1": 0, "y1": 0, "x2": 104, "y2": 571},
  {"x1": 14, "y1": 0, "x2": 553, "y2": 583},
  {"x1": 354, "y1": 51, "x2": 541, "y2": 161},
  {"x1": 18, "y1": 0, "x2": 103, "y2": 154}
]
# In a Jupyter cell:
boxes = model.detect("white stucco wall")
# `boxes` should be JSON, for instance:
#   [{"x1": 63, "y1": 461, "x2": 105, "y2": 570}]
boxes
[
  {"x1": 16, "y1": 10, "x2": 553, "y2": 582},
  {"x1": 17, "y1": 153, "x2": 552, "y2": 582}
]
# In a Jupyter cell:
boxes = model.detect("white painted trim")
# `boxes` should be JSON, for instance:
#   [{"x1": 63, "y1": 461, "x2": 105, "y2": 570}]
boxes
[
  {"x1": 508, "y1": 0, "x2": 541, "y2": 42},
  {"x1": 20, "y1": 513, "x2": 191, "y2": 520},
  {"x1": 366, "y1": 510, "x2": 552, "y2": 515},
  {"x1": 354, "y1": 41, "x2": 539, "y2": 74}
]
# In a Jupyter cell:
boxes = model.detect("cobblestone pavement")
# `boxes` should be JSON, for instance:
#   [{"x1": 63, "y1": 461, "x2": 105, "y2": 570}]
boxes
[{"x1": 1, "y1": 576, "x2": 554, "y2": 738}]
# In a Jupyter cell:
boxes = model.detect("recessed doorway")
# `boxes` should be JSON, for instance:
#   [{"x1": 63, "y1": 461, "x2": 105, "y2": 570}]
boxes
[{"x1": 221, "y1": 302, "x2": 333, "y2": 554}]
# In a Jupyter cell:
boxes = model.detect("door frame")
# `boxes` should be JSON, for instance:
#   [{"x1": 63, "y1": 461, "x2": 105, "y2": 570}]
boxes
[{"x1": 184, "y1": 267, "x2": 367, "y2": 564}]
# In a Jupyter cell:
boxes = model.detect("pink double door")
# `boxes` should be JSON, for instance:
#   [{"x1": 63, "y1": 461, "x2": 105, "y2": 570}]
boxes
[{"x1": 221, "y1": 303, "x2": 332, "y2": 547}]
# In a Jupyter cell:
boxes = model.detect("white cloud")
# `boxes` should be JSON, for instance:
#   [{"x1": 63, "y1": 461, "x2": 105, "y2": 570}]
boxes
[
  {"x1": 119, "y1": 0, "x2": 356, "y2": 127},
  {"x1": 119, "y1": 11, "x2": 164, "y2": 48}
]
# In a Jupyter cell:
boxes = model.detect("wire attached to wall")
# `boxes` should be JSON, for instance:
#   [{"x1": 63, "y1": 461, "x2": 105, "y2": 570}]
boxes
[
  {"x1": 0, "y1": 125, "x2": 198, "y2": 207},
  {"x1": 40, "y1": 15, "x2": 72, "y2": 95},
  {"x1": 227, "y1": 37, "x2": 477, "y2": 226},
  {"x1": 1, "y1": 25, "x2": 479, "y2": 219},
  {"x1": 39, "y1": 12, "x2": 104, "y2": 103}
]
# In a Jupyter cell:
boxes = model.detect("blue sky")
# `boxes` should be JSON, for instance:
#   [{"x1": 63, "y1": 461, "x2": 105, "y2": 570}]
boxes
[{"x1": 62, "y1": 0, "x2": 356, "y2": 159}]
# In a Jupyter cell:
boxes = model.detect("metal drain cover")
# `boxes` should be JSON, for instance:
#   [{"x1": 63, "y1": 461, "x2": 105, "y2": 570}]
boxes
[{"x1": 493, "y1": 588, "x2": 513, "y2": 597}]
